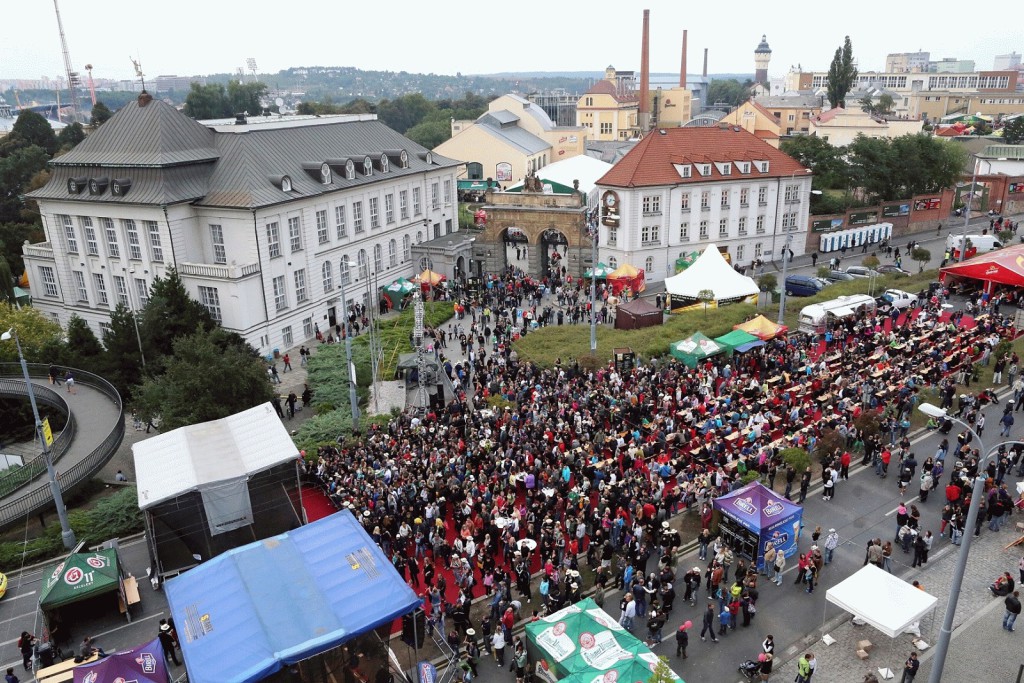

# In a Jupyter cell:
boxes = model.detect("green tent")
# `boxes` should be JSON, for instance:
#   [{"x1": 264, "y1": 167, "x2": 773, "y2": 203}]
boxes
[
  {"x1": 584, "y1": 263, "x2": 613, "y2": 279},
  {"x1": 674, "y1": 251, "x2": 700, "y2": 273},
  {"x1": 669, "y1": 332, "x2": 725, "y2": 368},
  {"x1": 714, "y1": 329, "x2": 764, "y2": 353},
  {"x1": 39, "y1": 549, "x2": 122, "y2": 610},
  {"x1": 384, "y1": 278, "x2": 415, "y2": 295},
  {"x1": 525, "y1": 598, "x2": 683, "y2": 682}
]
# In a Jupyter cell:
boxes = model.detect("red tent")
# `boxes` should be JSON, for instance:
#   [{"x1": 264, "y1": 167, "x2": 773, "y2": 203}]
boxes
[{"x1": 940, "y1": 244, "x2": 1024, "y2": 293}]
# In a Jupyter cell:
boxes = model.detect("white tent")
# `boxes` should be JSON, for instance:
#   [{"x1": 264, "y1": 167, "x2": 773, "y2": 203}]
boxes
[
  {"x1": 825, "y1": 564, "x2": 938, "y2": 638},
  {"x1": 134, "y1": 402, "x2": 298, "y2": 510},
  {"x1": 664, "y1": 243, "x2": 759, "y2": 303},
  {"x1": 505, "y1": 154, "x2": 611, "y2": 208}
]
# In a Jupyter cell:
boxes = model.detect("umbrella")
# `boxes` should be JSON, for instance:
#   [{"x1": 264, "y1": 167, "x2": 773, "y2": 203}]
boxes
[
  {"x1": 584, "y1": 262, "x2": 613, "y2": 279},
  {"x1": 517, "y1": 538, "x2": 537, "y2": 551}
]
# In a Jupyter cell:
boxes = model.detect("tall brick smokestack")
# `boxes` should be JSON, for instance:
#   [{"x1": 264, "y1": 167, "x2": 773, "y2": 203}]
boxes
[
  {"x1": 680, "y1": 30, "x2": 688, "y2": 87},
  {"x1": 703, "y1": 48, "x2": 709, "y2": 78},
  {"x1": 638, "y1": 9, "x2": 651, "y2": 131}
]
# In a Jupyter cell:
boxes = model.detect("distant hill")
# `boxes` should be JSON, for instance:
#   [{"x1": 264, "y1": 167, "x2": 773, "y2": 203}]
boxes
[{"x1": 475, "y1": 71, "x2": 754, "y2": 82}]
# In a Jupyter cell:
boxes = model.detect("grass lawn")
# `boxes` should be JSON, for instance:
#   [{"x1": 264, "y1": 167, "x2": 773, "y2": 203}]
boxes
[{"x1": 514, "y1": 268, "x2": 944, "y2": 368}]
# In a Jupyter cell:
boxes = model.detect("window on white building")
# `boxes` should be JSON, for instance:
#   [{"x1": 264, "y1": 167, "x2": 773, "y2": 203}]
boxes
[
  {"x1": 73, "y1": 271, "x2": 88, "y2": 302},
  {"x1": 699, "y1": 220, "x2": 708, "y2": 239},
  {"x1": 114, "y1": 275, "x2": 130, "y2": 307},
  {"x1": 369, "y1": 197, "x2": 380, "y2": 228},
  {"x1": 84, "y1": 217, "x2": 99, "y2": 256},
  {"x1": 288, "y1": 216, "x2": 302, "y2": 251},
  {"x1": 443, "y1": 179, "x2": 452, "y2": 205},
  {"x1": 431, "y1": 182, "x2": 439, "y2": 209},
  {"x1": 335, "y1": 205, "x2": 348, "y2": 239},
  {"x1": 608, "y1": 256, "x2": 617, "y2": 268},
  {"x1": 642, "y1": 195, "x2": 661, "y2": 214},
  {"x1": 784, "y1": 184, "x2": 799, "y2": 203},
  {"x1": 353, "y1": 202, "x2": 364, "y2": 233},
  {"x1": 679, "y1": 222, "x2": 689, "y2": 241},
  {"x1": 102, "y1": 218, "x2": 120, "y2": 258},
  {"x1": 267, "y1": 222, "x2": 281, "y2": 257},
  {"x1": 641, "y1": 225, "x2": 660, "y2": 246},
  {"x1": 607, "y1": 228, "x2": 617, "y2": 246},
  {"x1": 273, "y1": 275, "x2": 287, "y2": 311},
  {"x1": 294, "y1": 269, "x2": 307, "y2": 302},
  {"x1": 322, "y1": 261, "x2": 333, "y2": 292},
  {"x1": 373, "y1": 244, "x2": 383, "y2": 271},
  {"x1": 124, "y1": 220, "x2": 142, "y2": 260},
  {"x1": 135, "y1": 278, "x2": 149, "y2": 306},
  {"x1": 340, "y1": 257, "x2": 351, "y2": 285},
  {"x1": 303, "y1": 317, "x2": 314, "y2": 339},
  {"x1": 37, "y1": 266, "x2": 58, "y2": 298},
  {"x1": 645, "y1": 256, "x2": 654, "y2": 273},
  {"x1": 700, "y1": 191, "x2": 710, "y2": 209},
  {"x1": 60, "y1": 215, "x2": 78, "y2": 253},
  {"x1": 402, "y1": 235, "x2": 411, "y2": 261},
  {"x1": 145, "y1": 221, "x2": 163, "y2": 262},
  {"x1": 413, "y1": 187, "x2": 422, "y2": 215},
  {"x1": 756, "y1": 216, "x2": 766, "y2": 234},
  {"x1": 93, "y1": 273, "x2": 108, "y2": 305},
  {"x1": 738, "y1": 217, "x2": 747, "y2": 236},
  {"x1": 719, "y1": 219, "x2": 729, "y2": 238},
  {"x1": 316, "y1": 210, "x2": 329, "y2": 244},
  {"x1": 198, "y1": 286, "x2": 222, "y2": 322},
  {"x1": 388, "y1": 239, "x2": 397, "y2": 267},
  {"x1": 282, "y1": 326, "x2": 293, "y2": 348},
  {"x1": 721, "y1": 191, "x2": 729, "y2": 208},
  {"x1": 740, "y1": 188, "x2": 749, "y2": 206},
  {"x1": 680, "y1": 193, "x2": 690, "y2": 210},
  {"x1": 357, "y1": 249, "x2": 368, "y2": 279},
  {"x1": 758, "y1": 186, "x2": 767, "y2": 205},
  {"x1": 736, "y1": 244, "x2": 745, "y2": 261},
  {"x1": 400, "y1": 191, "x2": 409, "y2": 220},
  {"x1": 385, "y1": 194, "x2": 395, "y2": 223},
  {"x1": 754, "y1": 242, "x2": 763, "y2": 259},
  {"x1": 209, "y1": 224, "x2": 226, "y2": 264}
]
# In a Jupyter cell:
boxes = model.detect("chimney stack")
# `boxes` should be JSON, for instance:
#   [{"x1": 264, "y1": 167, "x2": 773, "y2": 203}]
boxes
[
  {"x1": 703, "y1": 48, "x2": 709, "y2": 78},
  {"x1": 680, "y1": 30, "x2": 688, "y2": 88},
  {"x1": 638, "y1": 9, "x2": 651, "y2": 131}
]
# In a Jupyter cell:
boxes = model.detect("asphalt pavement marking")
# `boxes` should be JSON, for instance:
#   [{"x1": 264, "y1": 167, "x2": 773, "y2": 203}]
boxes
[{"x1": 885, "y1": 496, "x2": 920, "y2": 515}]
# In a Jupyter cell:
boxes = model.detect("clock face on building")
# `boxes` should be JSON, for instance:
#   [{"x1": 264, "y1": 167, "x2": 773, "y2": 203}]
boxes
[
  {"x1": 604, "y1": 192, "x2": 617, "y2": 208},
  {"x1": 68, "y1": 179, "x2": 78, "y2": 193},
  {"x1": 602, "y1": 191, "x2": 620, "y2": 227}
]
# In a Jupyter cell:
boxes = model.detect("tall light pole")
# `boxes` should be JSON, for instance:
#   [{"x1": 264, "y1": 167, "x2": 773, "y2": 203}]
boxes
[
  {"x1": 124, "y1": 267, "x2": 146, "y2": 371},
  {"x1": 776, "y1": 187, "x2": 821, "y2": 325},
  {"x1": 1, "y1": 328, "x2": 76, "y2": 549},
  {"x1": 958, "y1": 158, "x2": 979, "y2": 263},
  {"x1": 339, "y1": 261, "x2": 360, "y2": 430},
  {"x1": 587, "y1": 208, "x2": 598, "y2": 354},
  {"x1": 917, "y1": 402, "x2": 1019, "y2": 683}
]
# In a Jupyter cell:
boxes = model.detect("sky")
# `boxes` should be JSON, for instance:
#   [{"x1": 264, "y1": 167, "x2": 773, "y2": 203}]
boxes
[{"x1": 2, "y1": 1, "x2": 1022, "y2": 84}]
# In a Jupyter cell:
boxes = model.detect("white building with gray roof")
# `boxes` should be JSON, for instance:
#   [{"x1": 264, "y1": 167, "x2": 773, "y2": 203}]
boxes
[{"x1": 25, "y1": 92, "x2": 460, "y2": 356}]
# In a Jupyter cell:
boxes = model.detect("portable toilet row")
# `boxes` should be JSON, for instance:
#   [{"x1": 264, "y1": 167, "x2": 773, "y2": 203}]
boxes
[{"x1": 818, "y1": 222, "x2": 893, "y2": 253}]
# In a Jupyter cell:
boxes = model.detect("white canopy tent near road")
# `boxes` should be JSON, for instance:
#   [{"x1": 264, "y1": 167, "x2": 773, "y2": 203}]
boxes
[
  {"x1": 664, "y1": 243, "x2": 759, "y2": 306},
  {"x1": 826, "y1": 564, "x2": 938, "y2": 638}
]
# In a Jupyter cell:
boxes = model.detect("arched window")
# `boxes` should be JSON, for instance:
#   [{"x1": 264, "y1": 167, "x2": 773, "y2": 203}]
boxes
[
  {"x1": 645, "y1": 256, "x2": 654, "y2": 273},
  {"x1": 380, "y1": 155, "x2": 389, "y2": 173},
  {"x1": 388, "y1": 239, "x2": 397, "y2": 267},
  {"x1": 357, "y1": 249, "x2": 369, "y2": 279},
  {"x1": 340, "y1": 256, "x2": 351, "y2": 285},
  {"x1": 320, "y1": 162, "x2": 332, "y2": 185},
  {"x1": 373, "y1": 244, "x2": 383, "y2": 271},
  {"x1": 402, "y1": 235, "x2": 411, "y2": 261},
  {"x1": 345, "y1": 160, "x2": 355, "y2": 180},
  {"x1": 608, "y1": 256, "x2": 618, "y2": 269},
  {"x1": 416, "y1": 231, "x2": 423, "y2": 244},
  {"x1": 363, "y1": 156, "x2": 373, "y2": 176},
  {"x1": 322, "y1": 261, "x2": 333, "y2": 292}
]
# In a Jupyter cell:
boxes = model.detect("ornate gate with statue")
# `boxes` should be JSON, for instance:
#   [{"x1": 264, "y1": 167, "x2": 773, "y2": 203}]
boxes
[{"x1": 540, "y1": 229, "x2": 569, "y2": 280}]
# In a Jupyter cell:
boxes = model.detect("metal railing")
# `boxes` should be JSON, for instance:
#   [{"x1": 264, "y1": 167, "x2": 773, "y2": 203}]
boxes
[
  {"x1": 0, "y1": 364, "x2": 124, "y2": 530},
  {"x1": 0, "y1": 378, "x2": 77, "y2": 495}
]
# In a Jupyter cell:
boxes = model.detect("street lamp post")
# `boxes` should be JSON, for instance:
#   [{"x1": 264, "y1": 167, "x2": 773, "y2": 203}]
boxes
[
  {"x1": 958, "y1": 159, "x2": 979, "y2": 263},
  {"x1": 339, "y1": 262, "x2": 360, "y2": 430},
  {"x1": 587, "y1": 209, "x2": 598, "y2": 355},
  {"x1": 1, "y1": 328, "x2": 76, "y2": 549},
  {"x1": 776, "y1": 187, "x2": 821, "y2": 326},
  {"x1": 917, "y1": 402, "x2": 1019, "y2": 683},
  {"x1": 125, "y1": 267, "x2": 146, "y2": 371}
]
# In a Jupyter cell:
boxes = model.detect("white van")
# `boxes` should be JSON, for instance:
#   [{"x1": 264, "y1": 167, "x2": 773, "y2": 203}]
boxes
[
  {"x1": 946, "y1": 234, "x2": 1002, "y2": 258},
  {"x1": 798, "y1": 294, "x2": 877, "y2": 335}
]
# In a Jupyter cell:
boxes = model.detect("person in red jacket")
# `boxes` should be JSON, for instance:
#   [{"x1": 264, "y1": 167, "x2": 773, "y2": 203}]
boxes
[
  {"x1": 946, "y1": 481, "x2": 962, "y2": 505},
  {"x1": 880, "y1": 449, "x2": 892, "y2": 478},
  {"x1": 840, "y1": 451, "x2": 852, "y2": 480}
]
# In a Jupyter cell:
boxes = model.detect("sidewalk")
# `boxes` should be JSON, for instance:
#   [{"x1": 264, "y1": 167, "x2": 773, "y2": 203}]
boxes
[{"x1": 771, "y1": 515, "x2": 1024, "y2": 682}]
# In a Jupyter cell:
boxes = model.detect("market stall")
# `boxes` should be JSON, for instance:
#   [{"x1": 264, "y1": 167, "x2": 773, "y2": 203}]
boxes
[
  {"x1": 664, "y1": 244, "x2": 758, "y2": 312},
  {"x1": 939, "y1": 243, "x2": 1024, "y2": 294},
  {"x1": 584, "y1": 262, "x2": 614, "y2": 280},
  {"x1": 713, "y1": 481, "x2": 802, "y2": 571},
  {"x1": 525, "y1": 597, "x2": 683, "y2": 683},
  {"x1": 606, "y1": 263, "x2": 646, "y2": 295},
  {"x1": 381, "y1": 278, "x2": 416, "y2": 309},
  {"x1": 734, "y1": 314, "x2": 788, "y2": 340},
  {"x1": 669, "y1": 332, "x2": 725, "y2": 368},
  {"x1": 714, "y1": 329, "x2": 765, "y2": 354},
  {"x1": 71, "y1": 638, "x2": 170, "y2": 683},
  {"x1": 614, "y1": 298, "x2": 663, "y2": 330}
]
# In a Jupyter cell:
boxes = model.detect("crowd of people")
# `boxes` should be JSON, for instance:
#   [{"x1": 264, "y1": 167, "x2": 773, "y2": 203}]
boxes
[{"x1": 302, "y1": 262, "x2": 1022, "y2": 681}]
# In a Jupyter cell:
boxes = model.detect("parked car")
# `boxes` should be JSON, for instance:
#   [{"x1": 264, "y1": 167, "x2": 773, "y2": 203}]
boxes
[
  {"x1": 823, "y1": 270, "x2": 857, "y2": 283},
  {"x1": 876, "y1": 288, "x2": 916, "y2": 313},
  {"x1": 845, "y1": 266, "x2": 881, "y2": 279},
  {"x1": 784, "y1": 274, "x2": 828, "y2": 297},
  {"x1": 877, "y1": 265, "x2": 911, "y2": 277}
]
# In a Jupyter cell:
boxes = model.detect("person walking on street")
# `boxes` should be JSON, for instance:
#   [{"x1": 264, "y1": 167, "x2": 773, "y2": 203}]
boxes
[
  {"x1": 491, "y1": 629, "x2": 506, "y2": 666},
  {"x1": 900, "y1": 652, "x2": 919, "y2": 682},
  {"x1": 796, "y1": 653, "x2": 812, "y2": 683},
  {"x1": 675, "y1": 623, "x2": 689, "y2": 658},
  {"x1": 17, "y1": 633, "x2": 34, "y2": 672},
  {"x1": 772, "y1": 548, "x2": 786, "y2": 586},
  {"x1": 824, "y1": 529, "x2": 839, "y2": 564},
  {"x1": 700, "y1": 602, "x2": 718, "y2": 642},
  {"x1": 158, "y1": 619, "x2": 181, "y2": 666},
  {"x1": 799, "y1": 467, "x2": 811, "y2": 504},
  {"x1": 1005, "y1": 590, "x2": 1021, "y2": 632}
]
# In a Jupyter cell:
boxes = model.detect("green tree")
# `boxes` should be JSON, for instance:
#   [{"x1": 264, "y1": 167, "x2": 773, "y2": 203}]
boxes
[
  {"x1": 227, "y1": 81, "x2": 268, "y2": 115},
  {"x1": 56, "y1": 122, "x2": 86, "y2": 152},
  {"x1": 911, "y1": 247, "x2": 931, "y2": 273},
  {"x1": 0, "y1": 221, "x2": 44, "y2": 275},
  {"x1": 376, "y1": 93, "x2": 435, "y2": 134},
  {"x1": 858, "y1": 94, "x2": 875, "y2": 114},
  {"x1": 183, "y1": 83, "x2": 231, "y2": 119},
  {"x1": 826, "y1": 36, "x2": 858, "y2": 109},
  {"x1": 0, "y1": 303, "x2": 62, "y2": 363},
  {"x1": 647, "y1": 656, "x2": 678, "y2": 683},
  {"x1": 0, "y1": 259, "x2": 13, "y2": 304},
  {"x1": 757, "y1": 273, "x2": 777, "y2": 292},
  {"x1": 697, "y1": 288, "x2": 715, "y2": 318},
  {"x1": 779, "y1": 136, "x2": 851, "y2": 189},
  {"x1": 137, "y1": 268, "x2": 217, "y2": 364},
  {"x1": 707, "y1": 79, "x2": 750, "y2": 108},
  {"x1": 89, "y1": 101, "x2": 114, "y2": 126},
  {"x1": 846, "y1": 135, "x2": 896, "y2": 202},
  {"x1": 0, "y1": 145, "x2": 49, "y2": 225},
  {"x1": 9, "y1": 111, "x2": 57, "y2": 156},
  {"x1": 1002, "y1": 117, "x2": 1024, "y2": 144},
  {"x1": 862, "y1": 254, "x2": 880, "y2": 268},
  {"x1": 64, "y1": 314, "x2": 104, "y2": 368},
  {"x1": 406, "y1": 118, "x2": 452, "y2": 149},
  {"x1": 133, "y1": 327, "x2": 274, "y2": 432},
  {"x1": 99, "y1": 304, "x2": 145, "y2": 399},
  {"x1": 877, "y1": 94, "x2": 895, "y2": 115}
]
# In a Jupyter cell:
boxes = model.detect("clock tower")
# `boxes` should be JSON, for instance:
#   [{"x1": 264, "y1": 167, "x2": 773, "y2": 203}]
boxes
[{"x1": 754, "y1": 35, "x2": 772, "y2": 88}]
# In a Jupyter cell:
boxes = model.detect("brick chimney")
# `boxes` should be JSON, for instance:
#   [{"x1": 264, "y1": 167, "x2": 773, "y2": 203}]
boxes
[
  {"x1": 703, "y1": 48, "x2": 709, "y2": 78},
  {"x1": 638, "y1": 9, "x2": 651, "y2": 132},
  {"x1": 680, "y1": 30, "x2": 688, "y2": 88}
]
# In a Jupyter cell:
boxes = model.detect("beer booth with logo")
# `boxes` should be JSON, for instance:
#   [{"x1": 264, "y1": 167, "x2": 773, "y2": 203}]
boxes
[{"x1": 713, "y1": 481, "x2": 803, "y2": 571}]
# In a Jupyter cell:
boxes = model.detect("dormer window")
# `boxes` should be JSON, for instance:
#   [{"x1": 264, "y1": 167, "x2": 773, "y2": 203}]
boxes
[
  {"x1": 698, "y1": 164, "x2": 711, "y2": 177},
  {"x1": 282, "y1": 176, "x2": 292, "y2": 192},
  {"x1": 760, "y1": 161, "x2": 770, "y2": 173},
  {"x1": 345, "y1": 160, "x2": 356, "y2": 180},
  {"x1": 425, "y1": 151, "x2": 433, "y2": 165},
  {"x1": 400, "y1": 150, "x2": 409, "y2": 168},
  {"x1": 320, "y1": 163, "x2": 332, "y2": 185},
  {"x1": 111, "y1": 178, "x2": 132, "y2": 197},
  {"x1": 363, "y1": 156, "x2": 373, "y2": 176},
  {"x1": 88, "y1": 177, "x2": 109, "y2": 195},
  {"x1": 380, "y1": 155, "x2": 389, "y2": 173},
  {"x1": 673, "y1": 164, "x2": 692, "y2": 179},
  {"x1": 720, "y1": 163, "x2": 732, "y2": 176},
  {"x1": 739, "y1": 162, "x2": 750, "y2": 174}
]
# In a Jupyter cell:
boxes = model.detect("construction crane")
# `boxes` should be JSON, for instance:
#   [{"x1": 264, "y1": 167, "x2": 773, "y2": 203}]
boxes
[
  {"x1": 84, "y1": 64, "x2": 96, "y2": 106},
  {"x1": 52, "y1": 0, "x2": 81, "y2": 122}
]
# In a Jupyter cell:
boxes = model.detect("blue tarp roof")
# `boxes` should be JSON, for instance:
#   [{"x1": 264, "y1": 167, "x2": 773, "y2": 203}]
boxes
[
  {"x1": 713, "y1": 481, "x2": 802, "y2": 533},
  {"x1": 165, "y1": 511, "x2": 420, "y2": 683}
]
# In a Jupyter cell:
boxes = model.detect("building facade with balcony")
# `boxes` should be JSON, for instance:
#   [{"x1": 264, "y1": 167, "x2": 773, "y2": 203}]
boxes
[
  {"x1": 594, "y1": 125, "x2": 811, "y2": 281},
  {"x1": 24, "y1": 93, "x2": 459, "y2": 356}
]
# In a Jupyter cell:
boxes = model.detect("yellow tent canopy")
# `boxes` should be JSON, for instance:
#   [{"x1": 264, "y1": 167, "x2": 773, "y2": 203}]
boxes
[
  {"x1": 608, "y1": 263, "x2": 641, "y2": 279},
  {"x1": 414, "y1": 269, "x2": 445, "y2": 285},
  {"x1": 733, "y1": 314, "x2": 788, "y2": 340},
  {"x1": 17, "y1": 270, "x2": 29, "y2": 288}
]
